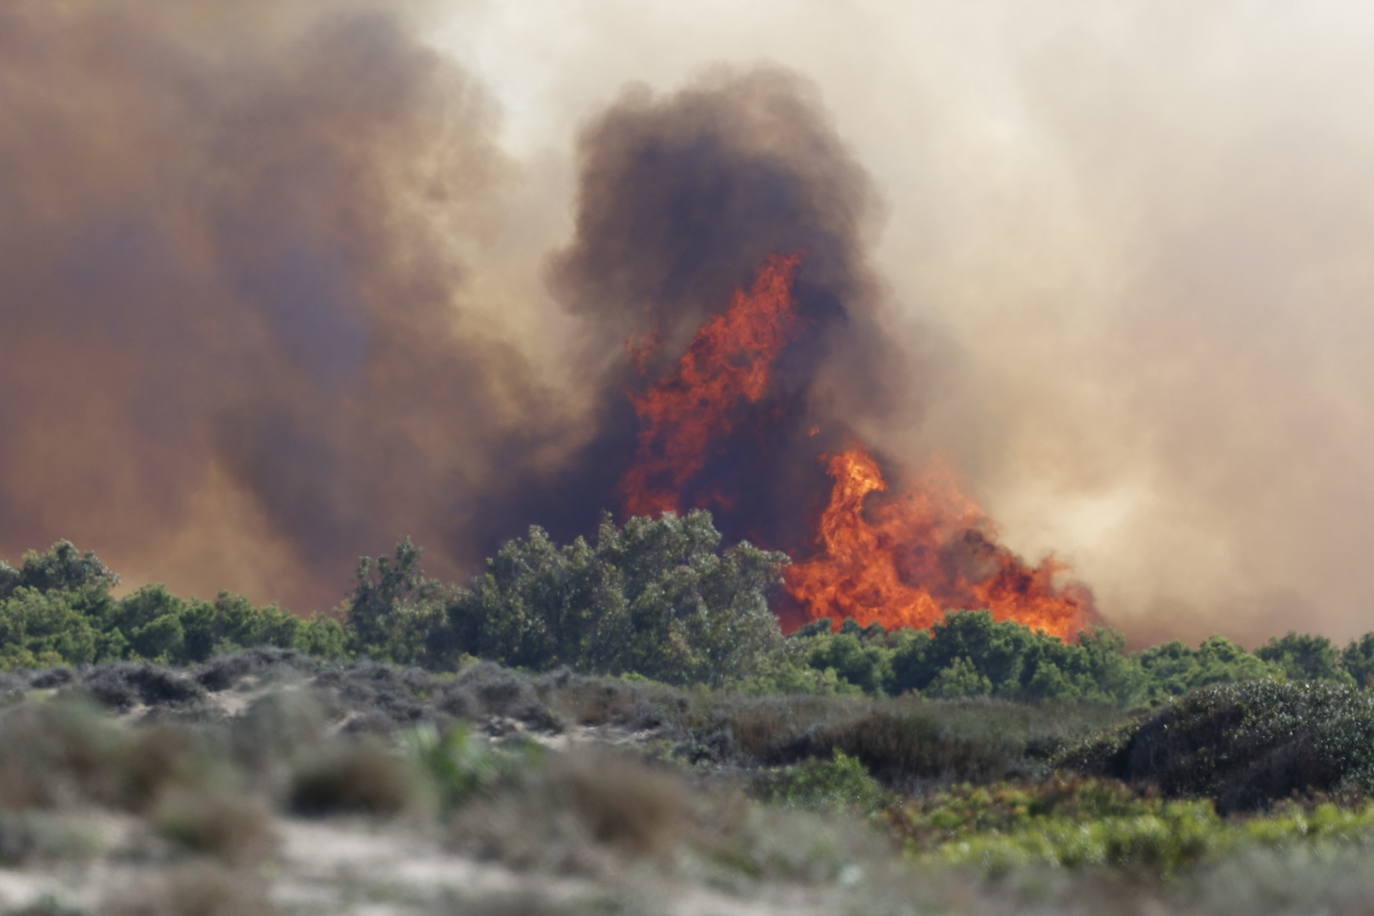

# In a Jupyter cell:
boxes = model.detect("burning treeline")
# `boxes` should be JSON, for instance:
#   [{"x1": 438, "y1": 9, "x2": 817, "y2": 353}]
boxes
[
  {"x1": 615, "y1": 256, "x2": 1096, "y2": 639},
  {"x1": 1, "y1": 3, "x2": 1096, "y2": 638}
]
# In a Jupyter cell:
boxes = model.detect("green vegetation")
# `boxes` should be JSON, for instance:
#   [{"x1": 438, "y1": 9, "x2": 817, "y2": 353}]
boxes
[
  {"x1": 1060, "y1": 679, "x2": 1374, "y2": 811},
  {"x1": 5, "y1": 517, "x2": 1374, "y2": 710},
  {"x1": 356, "y1": 511, "x2": 790, "y2": 687},
  {"x1": 3, "y1": 651, "x2": 1374, "y2": 913},
  {"x1": 0, "y1": 541, "x2": 345, "y2": 670}
]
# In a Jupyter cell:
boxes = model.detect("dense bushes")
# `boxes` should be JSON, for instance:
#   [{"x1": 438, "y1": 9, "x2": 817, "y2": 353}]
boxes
[
  {"x1": 344, "y1": 511, "x2": 790, "y2": 687},
  {"x1": 0, "y1": 542, "x2": 345, "y2": 670},
  {"x1": 1061, "y1": 680, "x2": 1374, "y2": 811},
  {"x1": 433, "y1": 511, "x2": 789, "y2": 686},
  {"x1": 6, "y1": 526, "x2": 1374, "y2": 707},
  {"x1": 787, "y1": 612, "x2": 1150, "y2": 704},
  {"x1": 780, "y1": 612, "x2": 1369, "y2": 705}
]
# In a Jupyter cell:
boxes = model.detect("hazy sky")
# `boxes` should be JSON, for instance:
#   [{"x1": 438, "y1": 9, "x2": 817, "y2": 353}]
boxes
[
  {"x1": 5, "y1": 1, "x2": 1374, "y2": 646},
  {"x1": 428, "y1": 1, "x2": 1374, "y2": 644}
]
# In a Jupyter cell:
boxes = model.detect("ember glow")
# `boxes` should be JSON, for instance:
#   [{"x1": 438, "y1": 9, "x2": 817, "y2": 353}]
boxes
[{"x1": 620, "y1": 256, "x2": 1098, "y2": 641}]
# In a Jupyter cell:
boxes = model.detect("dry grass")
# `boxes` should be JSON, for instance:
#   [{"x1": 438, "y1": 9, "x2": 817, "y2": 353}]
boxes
[
  {"x1": 287, "y1": 742, "x2": 418, "y2": 817},
  {"x1": 103, "y1": 864, "x2": 277, "y2": 916},
  {"x1": 450, "y1": 748, "x2": 691, "y2": 874},
  {"x1": 153, "y1": 790, "x2": 277, "y2": 864},
  {"x1": 551, "y1": 750, "x2": 688, "y2": 856},
  {"x1": 0, "y1": 702, "x2": 120, "y2": 809}
]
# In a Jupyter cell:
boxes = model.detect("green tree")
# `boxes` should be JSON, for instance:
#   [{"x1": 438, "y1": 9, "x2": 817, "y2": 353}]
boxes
[
  {"x1": 888, "y1": 628, "x2": 935, "y2": 695},
  {"x1": 0, "y1": 541, "x2": 351, "y2": 670},
  {"x1": 0, "y1": 587, "x2": 99, "y2": 668},
  {"x1": 13, "y1": 541, "x2": 118, "y2": 595},
  {"x1": 1257, "y1": 631, "x2": 1352, "y2": 684},
  {"x1": 801, "y1": 631, "x2": 894, "y2": 695},
  {"x1": 925, "y1": 655, "x2": 993, "y2": 698},
  {"x1": 1136, "y1": 636, "x2": 1278, "y2": 699},
  {"x1": 347, "y1": 537, "x2": 450, "y2": 666},
  {"x1": 0, "y1": 561, "x2": 19, "y2": 601},
  {"x1": 434, "y1": 511, "x2": 788, "y2": 686},
  {"x1": 1342, "y1": 633, "x2": 1374, "y2": 687},
  {"x1": 109, "y1": 585, "x2": 192, "y2": 662},
  {"x1": 1073, "y1": 628, "x2": 1147, "y2": 705}
]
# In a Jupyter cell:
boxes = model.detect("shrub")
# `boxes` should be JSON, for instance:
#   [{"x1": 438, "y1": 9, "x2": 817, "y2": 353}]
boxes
[
  {"x1": 929, "y1": 798, "x2": 1219, "y2": 876},
  {"x1": 449, "y1": 748, "x2": 691, "y2": 871},
  {"x1": 0, "y1": 812, "x2": 99, "y2": 868},
  {"x1": 104, "y1": 863, "x2": 278, "y2": 916},
  {"x1": 78, "y1": 663, "x2": 205, "y2": 713},
  {"x1": 535, "y1": 669, "x2": 684, "y2": 731},
  {"x1": 287, "y1": 742, "x2": 417, "y2": 817},
  {"x1": 433, "y1": 511, "x2": 789, "y2": 687},
  {"x1": 549, "y1": 750, "x2": 688, "y2": 856},
  {"x1": 0, "y1": 702, "x2": 124, "y2": 809},
  {"x1": 806, "y1": 704, "x2": 1025, "y2": 786},
  {"x1": 153, "y1": 791, "x2": 277, "y2": 864},
  {"x1": 885, "y1": 777, "x2": 1156, "y2": 852},
  {"x1": 405, "y1": 722, "x2": 541, "y2": 812},
  {"x1": 750, "y1": 749, "x2": 888, "y2": 813},
  {"x1": 448, "y1": 662, "x2": 564, "y2": 732},
  {"x1": 1060, "y1": 680, "x2": 1374, "y2": 811}
]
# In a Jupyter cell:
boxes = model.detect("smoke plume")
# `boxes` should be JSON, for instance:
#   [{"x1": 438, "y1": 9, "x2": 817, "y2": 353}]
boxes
[
  {"x1": 9, "y1": 0, "x2": 1374, "y2": 648},
  {"x1": 0, "y1": 1, "x2": 563, "y2": 608},
  {"x1": 1, "y1": 1, "x2": 908, "y2": 615},
  {"x1": 539, "y1": 68, "x2": 914, "y2": 555}
]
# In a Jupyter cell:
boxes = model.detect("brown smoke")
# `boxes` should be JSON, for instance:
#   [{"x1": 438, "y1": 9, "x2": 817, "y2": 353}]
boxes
[
  {"x1": 0, "y1": 0, "x2": 568, "y2": 609},
  {"x1": 439, "y1": 0, "x2": 1374, "y2": 647},
  {"x1": 11, "y1": 0, "x2": 1374, "y2": 649},
  {"x1": 539, "y1": 68, "x2": 918, "y2": 553},
  {"x1": 1, "y1": 2, "x2": 910, "y2": 614}
]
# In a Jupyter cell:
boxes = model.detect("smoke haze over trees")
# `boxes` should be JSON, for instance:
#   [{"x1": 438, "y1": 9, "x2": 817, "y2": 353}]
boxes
[{"x1": 6, "y1": 0, "x2": 1374, "y2": 646}]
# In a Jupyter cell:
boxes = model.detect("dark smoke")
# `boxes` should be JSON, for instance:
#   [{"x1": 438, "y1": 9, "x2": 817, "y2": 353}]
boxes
[
  {"x1": 1, "y1": 2, "x2": 917, "y2": 612},
  {"x1": 0, "y1": 1, "x2": 562, "y2": 608},
  {"x1": 551, "y1": 68, "x2": 878, "y2": 363},
  {"x1": 541, "y1": 68, "x2": 911, "y2": 554}
]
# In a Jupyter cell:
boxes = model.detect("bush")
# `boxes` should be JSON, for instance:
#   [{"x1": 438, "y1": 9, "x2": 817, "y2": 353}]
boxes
[
  {"x1": 104, "y1": 863, "x2": 278, "y2": 916},
  {"x1": 433, "y1": 511, "x2": 789, "y2": 686},
  {"x1": 79, "y1": 663, "x2": 205, "y2": 713},
  {"x1": 287, "y1": 742, "x2": 418, "y2": 817},
  {"x1": 1061, "y1": 680, "x2": 1374, "y2": 811},
  {"x1": 1257, "y1": 632, "x2": 1352, "y2": 685},
  {"x1": 806, "y1": 705, "x2": 1026, "y2": 786},
  {"x1": 405, "y1": 722, "x2": 541, "y2": 812},
  {"x1": 929, "y1": 798, "x2": 1219, "y2": 876},
  {"x1": 750, "y1": 749, "x2": 888, "y2": 813},
  {"x1": 548, "y1": 750, "x2": 688, "y2": 856},
  {"x1": 153, "y1": 791, "x2": 277, "y2": 864},
  {"x1": 885, "y1": 777, "x2": 1157, "y2": 852}
]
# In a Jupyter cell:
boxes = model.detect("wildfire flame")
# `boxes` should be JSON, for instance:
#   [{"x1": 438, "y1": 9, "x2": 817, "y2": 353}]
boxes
[
  {"x1": 620, "y1": 253, "x2": 803, "y2": 517},
  {"x1": 620, "y1": 255, "x2": 1098, "y2": 641},
  {"x1": 782, "y1": 449, "x2": 1096, "y2": 640}
]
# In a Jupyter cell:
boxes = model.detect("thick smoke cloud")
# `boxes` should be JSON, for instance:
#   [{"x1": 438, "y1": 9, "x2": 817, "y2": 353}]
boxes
[
  {"x1": 12, "y1": 0, "x2": 1374, "y2": 648},
  {"x1": 0, "y1": 0, "x2": 568, "y2": 609},
  {"x1": 540, "y1": 68, "x2": 908, "y2": 552},
  {"x1": 1, "y1": 1, "x2": 899, "y2": 613},
  {"x1": 550, "y1": 69, "x2": 876, "y2": 364},
  {"x1": 437, "y1": 0, "x2": 1374, "y2": 647}
]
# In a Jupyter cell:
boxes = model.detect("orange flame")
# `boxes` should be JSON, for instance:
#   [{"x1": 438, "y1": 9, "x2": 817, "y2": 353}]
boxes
[
  {"x1": 618, "y1": 253, "x2": 1098, "y2": 642},
  {"x1": 619, "y1": 253, "x2": 803, "y2": 516},
  {"x1": 783, "y1": 448, "x2": 1096, "y2": 640}
]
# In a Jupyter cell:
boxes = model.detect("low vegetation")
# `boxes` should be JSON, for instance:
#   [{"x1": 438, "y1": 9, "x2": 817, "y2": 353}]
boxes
[
  {"x1": 0, "y1": 652, "x2": 1370, "y2": 912},
  {"x1": 5, "y1": 521, "x2": 1374, "y2": 912}
]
